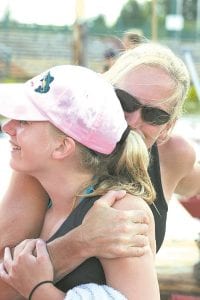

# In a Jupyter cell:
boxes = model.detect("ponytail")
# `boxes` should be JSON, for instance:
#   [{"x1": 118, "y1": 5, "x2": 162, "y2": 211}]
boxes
[
  {"x1": 114, "y1": 130, "x2": 155, "y2": 203},
  {"x1": 79, "y1": 129, "x2": 155, "y2": 204}
]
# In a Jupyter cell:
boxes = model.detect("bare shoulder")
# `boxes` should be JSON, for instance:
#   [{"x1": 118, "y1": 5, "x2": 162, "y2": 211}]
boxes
[
  {"x1": 112, "y1": 193, "x2": 150, "y2": 211},
  {"x1": 158, "y1": 134, "x2": 196, "y2": 168},
  {"x1": 157, "y1": 134, "x2": 199, "y2": 198}
]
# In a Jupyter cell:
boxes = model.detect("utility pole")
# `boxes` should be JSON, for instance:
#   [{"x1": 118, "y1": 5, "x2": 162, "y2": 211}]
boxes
[
  {"x1": 151, "y1": 0, "x2": 158, "y2": 41},
  {"x1": 72, "y1": 0, "x2": 87, "y2": 66}
]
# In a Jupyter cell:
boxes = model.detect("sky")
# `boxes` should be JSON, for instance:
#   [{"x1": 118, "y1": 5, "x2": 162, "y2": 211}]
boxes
[{"x1": 0, "y1": 0, "x2": 130, "y2": 26}]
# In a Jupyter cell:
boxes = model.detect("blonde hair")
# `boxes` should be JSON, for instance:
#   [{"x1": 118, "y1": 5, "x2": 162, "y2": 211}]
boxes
[
  {"x1": 78, "y1": 129, "x2": 155, "y2": 204},
  {"x1": 49, "y1": 104, "x2": 155, "y2": 205},
  {"x1": 104, "y1": 42, "x2": 190, "y2": 122}
]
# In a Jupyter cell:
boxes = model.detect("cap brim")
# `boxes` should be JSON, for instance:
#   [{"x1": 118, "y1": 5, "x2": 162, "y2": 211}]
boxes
[{"x1": 0, "y1": 83, "x2": 48, "y2": 121}]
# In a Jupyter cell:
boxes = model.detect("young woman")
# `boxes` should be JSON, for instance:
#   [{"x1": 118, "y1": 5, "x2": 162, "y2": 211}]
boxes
[{"x1": 0, "y1": 65, "x2": 159, "y2": 299}]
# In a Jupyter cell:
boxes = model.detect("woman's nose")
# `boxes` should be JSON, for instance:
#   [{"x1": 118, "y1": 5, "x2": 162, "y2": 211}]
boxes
[
  {"x1": 125, "y1": 110, "x2": 143, "y2": 129},
  {"x1": 2, "y1": 119, "x2": 18, "y2": 136}
]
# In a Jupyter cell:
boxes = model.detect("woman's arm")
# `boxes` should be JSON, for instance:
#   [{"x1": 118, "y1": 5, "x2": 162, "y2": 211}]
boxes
[
  {"x1": 0, "y1": 195, "x2": 158, "y2": 300},
  {"x1": 48, "y1": 191, "x2": 150, "y2": 280},
  {"x1": 0, "y1": 171, "x2": 149, "y2": 280},
  {"x1": 0, "y1": 172, "x2": 150, "y2": 298},
  {"x1": 99, "y1": 194, "x2": 160, "y2": 300},
  {"x1": 0, "y1": 171, "x2": 49, "y2": 258},
  {"x1": 0, "y1": 240, "x2": 127, "y2": 300},
  {"x1": 0, "y1": 172, "x2": 48, "y2": 300}
]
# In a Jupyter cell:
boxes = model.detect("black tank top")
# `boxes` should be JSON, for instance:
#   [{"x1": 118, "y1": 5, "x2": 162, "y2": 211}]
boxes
[
  {"x1": 149, "y1": 143, "x2": 168, "y2": 252},
  {"x1": 48, "y1": 196, "x2": 106, "y2": 292},
  {"x1": 48, "y1": 143, "x2": 168, "y2": 291}
]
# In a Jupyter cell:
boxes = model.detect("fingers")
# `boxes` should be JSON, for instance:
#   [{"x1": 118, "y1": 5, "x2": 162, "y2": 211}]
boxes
[
  {"x1": 3, "y1": 247, "x2": 13, "y2": 275},
  {"x1": 35, "y1": 239, "x2": 50, "y2": 260},
  {"x1": 116, "y1": 245, "x2": 149, "y2": 258},
  {"x1": 12, "y1": 239, "x2": 35, "y2": 260},
  {"x1": 0, "y1": 247, "x2": 13, "y2": 282},
  {"x1": 112, "y1": 232, "x2": 148, "y2": 247},
  {"x1": 0, "y1": 261, "x2": 10, "y2": 281},
  {"x1": 20, "y1": 239, "x2": 38, "y2": 257},
  {"x1": 4, "y1": 247, "x2": 12, "y2": 263},
  {"x1": 94, "y1": 191, "x2": 149, "y2": 225},
  {"x1": 111, "y1": 210, "x2": 149, "y2": 235},
  {"x1": 125, "y1": 210, "x2": 150, "y2": 225},
  {"x1": 95, "y1": 190, "x2": 127, "y2": 207},
  {"x1": 135, "y1": 223, "x2": 148, "y2": 236},
  {"x1": 131, "y1": 234, "x2": 148, "y2": 247},
  {"x1": 115, "y1": 218, "x2": 148, "y2": 236},
  {"x1": 98, "y1": 241, "x2": 149, "y2": 259},
  {"x1": 3, "y1": 241, "x2": 37, "y2": 277}
]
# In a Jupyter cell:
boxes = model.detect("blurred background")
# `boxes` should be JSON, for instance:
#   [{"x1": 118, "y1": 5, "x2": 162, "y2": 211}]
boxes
[
  {"x1": 0, "y1": 0, "x2": 200, "y2": 112},
  {"x1": 0, "y1": 0, "x2": 200, "y2": 299}
]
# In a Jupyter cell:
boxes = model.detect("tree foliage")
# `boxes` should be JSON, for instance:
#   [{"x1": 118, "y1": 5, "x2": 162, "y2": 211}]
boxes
[
  {"x1": 88, "y1": 15, "x2": 110, "y2": 34},
  {"x1": 183, "y1": 0, "x2": 197, "y2": 21},
  {"x1": 115, "y1": 0, "x2": 150, "y2": 31},
  {"x1": 0, "y1": 0, "x2": 199, "y2": 40},
  {"x1": 159, "y1": 0, "x2": 198, "y2": 21}
]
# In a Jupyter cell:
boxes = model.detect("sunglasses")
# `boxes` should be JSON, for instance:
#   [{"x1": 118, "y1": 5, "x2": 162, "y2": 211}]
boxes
[{"x1": 115, "y1": 88, "x2": 171, "y2": 126}]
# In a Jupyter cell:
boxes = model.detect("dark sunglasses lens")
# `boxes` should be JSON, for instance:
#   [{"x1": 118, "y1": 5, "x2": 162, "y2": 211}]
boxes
[
  {"x1": 120, "y1": 99, "x2": 139, "y2": 113},
  {"x1": 115, "y1": 89, "x2": 140, "y2": 112},
  {"x1": 115, "y1": 88, "x2": 170, "y2": 125},
  {"x1": 142, "y1": 107, "x2": 170, "y2": 125}
]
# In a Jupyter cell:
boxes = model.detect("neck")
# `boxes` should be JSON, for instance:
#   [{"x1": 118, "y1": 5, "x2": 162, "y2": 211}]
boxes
[
  {"x1": 30, "y1": 167, "x2": 93, "y2": 212},
  {"x1": 41, "y1": 169, "x2": 93, "y2": 240},
  {"x1": 34, "y1": 162, "x2": 93, "y2": 241}
]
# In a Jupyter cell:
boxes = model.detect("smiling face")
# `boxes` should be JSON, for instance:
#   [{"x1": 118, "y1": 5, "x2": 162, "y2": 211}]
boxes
[
  {"x1": 2, "y1": 120, "x2": 56, "y2": 175},
  {"x1": 117, "y1": 65, "x2": 176, "y2": 148}
]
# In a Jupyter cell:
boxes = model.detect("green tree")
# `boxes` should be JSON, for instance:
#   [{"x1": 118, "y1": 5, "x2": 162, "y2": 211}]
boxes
[
  {"x1": 115, "y1": 0, "x2": 147, "y2": 31},
  {"x1": 162, "y1": 0, "x2": 197, "y2": 20},
  {"x1": 1, "y1": 6, "x2": 11, "y2": 29},
  {"x1": 183, "y1": 0, "x2": 197, "y2": 21},
  {"x1": 154, "y1": 0, "x2": 198, "y2": 39},
  {"x1": 88, "y1": 15, "x2": 109, "y2": 34}
]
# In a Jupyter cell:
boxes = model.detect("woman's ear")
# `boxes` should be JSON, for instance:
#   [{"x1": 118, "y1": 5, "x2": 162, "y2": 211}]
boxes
[{"x1": 52, "y1": 137, "x2": 76, "y2": 160}]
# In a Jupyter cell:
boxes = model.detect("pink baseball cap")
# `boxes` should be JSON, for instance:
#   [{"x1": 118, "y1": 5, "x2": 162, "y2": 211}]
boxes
[{"x1": 0, "y1": 65, "x2": 127, "y2": 154}]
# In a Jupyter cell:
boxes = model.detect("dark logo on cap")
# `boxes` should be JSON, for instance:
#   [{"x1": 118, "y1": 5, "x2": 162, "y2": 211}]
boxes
[{"x1": 35, "y1": 71, "x2": 54, "y2": 93}]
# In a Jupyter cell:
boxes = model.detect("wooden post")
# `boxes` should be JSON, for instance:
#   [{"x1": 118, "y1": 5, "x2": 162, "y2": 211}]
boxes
[{"x1": 72, "y1": 0, "x2": 87, "y2": 66}]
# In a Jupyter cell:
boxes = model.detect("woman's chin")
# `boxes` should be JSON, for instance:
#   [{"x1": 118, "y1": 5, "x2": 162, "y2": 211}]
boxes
[{"x1": 9, "y1": 161, "x2": 24, "y2": 173}]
